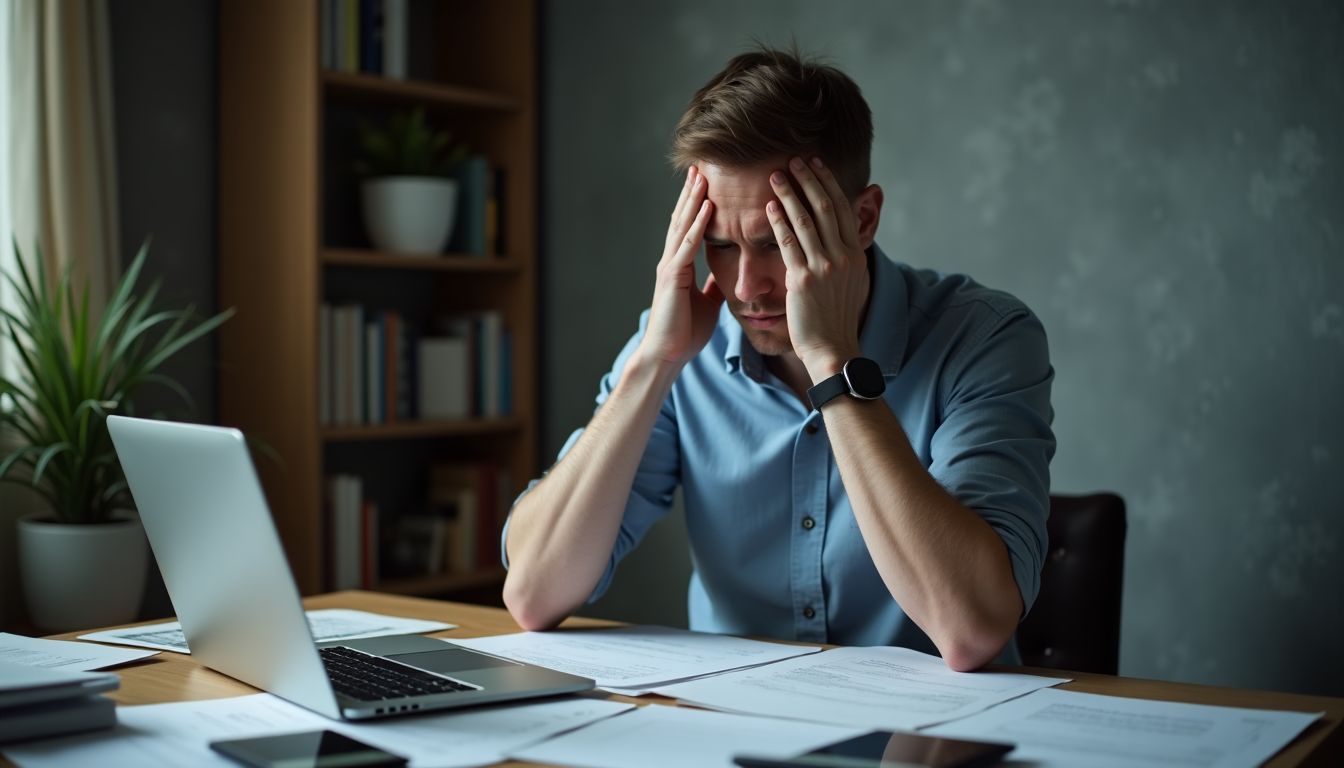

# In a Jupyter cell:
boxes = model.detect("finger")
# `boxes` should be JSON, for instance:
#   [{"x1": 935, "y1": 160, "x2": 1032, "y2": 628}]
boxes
[
  {"x1": 670, "y1": 198, "x2": 713, "y2": 270},
  {"x1": 766, "y1": 198, "x2": 808, "y2": 272},
  {"x1": 769, "y1": 169, "x2": 827, "y2": 267},
  {"x1": 664, "y1": 167, "x2": 705, "y2": 256},
  {"x1": 808, "y1": 157, "x2": 860, "y2": 250},
  {"x1": 787, "y1": 157, "x2": 846, "y2": 258}
]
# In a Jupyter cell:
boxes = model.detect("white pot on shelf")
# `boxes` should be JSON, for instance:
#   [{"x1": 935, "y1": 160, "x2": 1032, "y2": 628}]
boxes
[
  {"x1": 17, "y1": 511, "x2": 148, "y2": 631},
  {"x1": 360, "y1": 176, "x2": 459, "y2": 256}
]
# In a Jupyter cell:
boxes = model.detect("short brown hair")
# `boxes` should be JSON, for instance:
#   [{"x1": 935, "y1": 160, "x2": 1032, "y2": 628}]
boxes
[{"x1": 670, "y1": 46, "x2": 873, "y2": 197}]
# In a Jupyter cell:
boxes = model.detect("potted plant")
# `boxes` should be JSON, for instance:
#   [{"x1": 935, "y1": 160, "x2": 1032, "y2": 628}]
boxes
[
  {"x1": 356, "y1": 106, "x2": 469, "y2": 256},
  {"x1": 0, "y1": 240, "x2": 232, "y2": 630}
]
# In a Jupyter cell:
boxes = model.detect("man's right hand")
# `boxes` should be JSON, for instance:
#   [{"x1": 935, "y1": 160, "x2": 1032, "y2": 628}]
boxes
[{"x1": 636, "y1": 165, "x2": 724, "y2": 369}]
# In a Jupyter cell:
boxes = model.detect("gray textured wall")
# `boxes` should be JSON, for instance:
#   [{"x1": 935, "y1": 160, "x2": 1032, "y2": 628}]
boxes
[{"x1": 542, "y1": 1, "x2": 1344, "y2": 696}]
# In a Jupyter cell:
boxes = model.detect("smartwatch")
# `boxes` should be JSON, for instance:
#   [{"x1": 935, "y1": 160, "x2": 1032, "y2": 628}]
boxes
[{"x1": 806, "y1": 357, "x2": 886, "y2": 411}]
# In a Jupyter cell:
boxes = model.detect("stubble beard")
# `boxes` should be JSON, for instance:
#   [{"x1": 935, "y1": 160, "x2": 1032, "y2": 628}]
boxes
[{"x1": 739, "y1": 319, "x2": 793, "y2": 358}]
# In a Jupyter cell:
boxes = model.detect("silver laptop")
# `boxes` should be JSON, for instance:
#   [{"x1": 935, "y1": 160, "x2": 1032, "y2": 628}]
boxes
[{"x1": 106, "y1": 415, "x2": 592, "y2": 720}]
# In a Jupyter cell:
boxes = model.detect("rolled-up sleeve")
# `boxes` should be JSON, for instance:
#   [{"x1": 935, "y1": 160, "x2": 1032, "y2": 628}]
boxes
[
  {"x1": 927, "y1": 306, "x2": 1055, "y2": 617},
  {"x1": 500, "y1": 310, "x2": 680, "y2": 602}
]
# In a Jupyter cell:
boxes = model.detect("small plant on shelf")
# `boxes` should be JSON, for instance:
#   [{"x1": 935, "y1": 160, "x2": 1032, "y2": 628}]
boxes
[{"x1": 356, "y1": 107, "x2": 469, "y2": 255}]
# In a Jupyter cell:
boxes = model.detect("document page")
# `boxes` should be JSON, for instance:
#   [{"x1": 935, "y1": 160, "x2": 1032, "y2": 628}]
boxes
[
  {"x1": 655, "y1": 645, "x2": 1068, "y2": 730},
  {"x1": 77, "y1": 609, "x2": 455, "y2": 653},
  {"x1": 511, "y1": 702, "x2": 867, "y2": 768},
  {"x1": 0, "y1": 632, "x2": 156, "y2": 670},
  {"x1": 923, "y1": 687, "x2": 1323, "y2": 768},
  {"x1": 449, "y1": 625, "x2": 821, "y2": 690},
  {"x1": 2, "y1": 692, "x2": 633, "y2": 768}
]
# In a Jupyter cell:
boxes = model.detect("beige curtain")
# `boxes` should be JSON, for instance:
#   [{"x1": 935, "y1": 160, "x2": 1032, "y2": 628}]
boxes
[{"x1": 6, "y1": 0, "x2": 120, "y2": 316}]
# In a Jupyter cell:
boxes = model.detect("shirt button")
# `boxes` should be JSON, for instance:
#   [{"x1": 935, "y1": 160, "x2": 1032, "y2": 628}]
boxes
[
  {"x1": 804, "y1": 423, "x2": 819, "y2": 435},
  {"x1": 803, "y1": 606, "x2": 816, "y2": 620},
  {"x1": 801, "y1": 516, "x2": 815, "y2": 530}
]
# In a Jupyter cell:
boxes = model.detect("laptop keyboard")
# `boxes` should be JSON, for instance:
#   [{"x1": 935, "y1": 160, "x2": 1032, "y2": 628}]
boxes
[{"x1": 319, "y1": 646, "x2": 476, "y2": 702}]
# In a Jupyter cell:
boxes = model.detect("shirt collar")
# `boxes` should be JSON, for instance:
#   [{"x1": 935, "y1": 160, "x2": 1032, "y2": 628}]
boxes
[{"x1": 722, "y1": 243, "x2": 909, "y2": 379}]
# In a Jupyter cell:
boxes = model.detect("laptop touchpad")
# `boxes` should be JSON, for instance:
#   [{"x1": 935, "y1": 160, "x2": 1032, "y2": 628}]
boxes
[{"x1": 389, "y1": 649, "x2": 517, "y2": 674}]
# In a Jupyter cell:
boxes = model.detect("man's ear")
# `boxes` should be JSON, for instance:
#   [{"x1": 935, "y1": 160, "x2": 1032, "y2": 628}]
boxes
[{"x1": 853, "y1": 184, "x2": 883, "y2": 250}]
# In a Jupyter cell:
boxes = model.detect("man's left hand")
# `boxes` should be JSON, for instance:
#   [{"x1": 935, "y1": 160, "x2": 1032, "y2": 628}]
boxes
[{"x1": 766, "y1": 156, "x2": 870, "y2": 382}]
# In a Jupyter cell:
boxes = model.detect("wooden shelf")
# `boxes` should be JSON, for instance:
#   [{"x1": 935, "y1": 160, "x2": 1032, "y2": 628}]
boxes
[
  {"x1": 322, "y1": 71, "x2": 520, "y2": 111},
  {"x1": 222, "y1": 1, "x2": 537, "y2": 597},
  {"x1": 377, "y1": 568, "x2": 507, "y2": 597},
  {"x1": 321, "y1": 417, "x2": 523, "y2": 443},
  {"x1": 323, "y1": 248, "x2": 521, "y2": 273}
]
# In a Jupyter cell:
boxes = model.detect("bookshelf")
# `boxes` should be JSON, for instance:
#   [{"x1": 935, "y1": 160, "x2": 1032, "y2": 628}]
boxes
[{"x1": 218, "y1": 0, "x2": 537, "y2": 599}]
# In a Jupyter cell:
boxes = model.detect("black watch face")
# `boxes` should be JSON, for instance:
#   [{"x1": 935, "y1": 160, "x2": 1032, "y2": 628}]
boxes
[{"x1": 844, "y1": 357, "x2": 885, "y2": 399}]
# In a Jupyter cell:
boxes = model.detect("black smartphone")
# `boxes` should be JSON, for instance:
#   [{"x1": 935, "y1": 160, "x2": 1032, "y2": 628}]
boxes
[
  {"x1": 210, "y1": 729, "x2": 408, "y2": 768},
  {"x1": 734, "y1": 730, "x2": 1013, "y2": 768}
]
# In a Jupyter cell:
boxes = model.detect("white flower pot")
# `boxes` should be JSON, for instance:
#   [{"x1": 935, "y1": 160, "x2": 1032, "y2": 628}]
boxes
[
  {"x1": 18, "y1": 512, "x2": 148, "y2": 631},
  {"x1": 361, "y1": 176, "x2": 459, "y2": 255}
]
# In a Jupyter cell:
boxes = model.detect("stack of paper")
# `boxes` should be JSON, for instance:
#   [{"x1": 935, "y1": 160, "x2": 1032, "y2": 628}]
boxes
[
  {"x1": 654, "y1": 645, "x2": 1070, "y2": 730},
  {"x1": 449, "y1": 625, "x2": 822, "y2": 694},
  {"x1": 78, "y1": 609, "x2": 455, "y2": 654},
  {"x1": 511, "y1": 703, "x2": 866, "y2": 768},
  {"x1": 0, "y1": 660, "x2": 119, "y2": 744},
  {"x1": 0, "y1": 633, "x2": 157, "y2": 671},
  {"x1": 1, "y1": 692, "x2": 632, "y2": 768},
  {"x1": 923, "y1": 687, "x2": 1323, "y2": 768}
]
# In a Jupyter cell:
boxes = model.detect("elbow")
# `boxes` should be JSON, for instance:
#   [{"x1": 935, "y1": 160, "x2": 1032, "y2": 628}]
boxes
[
  {"x1": 937, "y1": 612, "x2": 1018, "y2": 672},
  {"x1": 502, "y1": 571, "x2": 567, "y2": 631}
]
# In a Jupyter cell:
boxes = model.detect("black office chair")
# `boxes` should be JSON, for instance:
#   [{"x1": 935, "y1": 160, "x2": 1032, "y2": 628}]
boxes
[{"x1": 1016, "y1": 492, "x2": 1127, "y2": 675}]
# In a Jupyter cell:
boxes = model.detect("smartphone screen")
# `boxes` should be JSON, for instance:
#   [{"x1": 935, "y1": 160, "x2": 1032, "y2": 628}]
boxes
[
  {"x1": 210, "y1": 730, "x2": 408, "y2": 768},
  {"x1": 735, "y1": 729, "x2": 1013, "y2": 768}
]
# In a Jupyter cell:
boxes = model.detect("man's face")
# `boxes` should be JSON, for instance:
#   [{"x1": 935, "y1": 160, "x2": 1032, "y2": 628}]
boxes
[{"x1": 701, "y1": 162, "x2": 795, "y2": 357}]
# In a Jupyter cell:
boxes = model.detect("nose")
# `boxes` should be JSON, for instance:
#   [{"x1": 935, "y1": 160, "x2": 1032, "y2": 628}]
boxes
[{"x1": 734, "y1": 249, "x2": 774, "y2": 305}]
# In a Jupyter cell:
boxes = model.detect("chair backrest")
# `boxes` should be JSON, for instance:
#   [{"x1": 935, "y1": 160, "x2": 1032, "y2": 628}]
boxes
[{"x1": 1016, "y1": 492, "x2": 1127, "y2": 675}]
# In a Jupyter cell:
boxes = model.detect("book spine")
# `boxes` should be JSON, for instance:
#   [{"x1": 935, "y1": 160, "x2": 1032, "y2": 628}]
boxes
[
  {"x1": 319, "y1": 303, "x2": 332, "y2": 426},
  {"x1": 381, "y1": 0, "x2": 407, "y2": 79},
  {"x1": 342, "y1": 0, "x2": 359, "y2": 72},
  {"x1": 359, "y1": 0, "x2": 382, "y2": 75},
  {"x1": 365, "y1": 315, "x2": 383, "y2": 425},
  {"x1": 351, "y1": 304, "x2": 365, "y2": 424}
]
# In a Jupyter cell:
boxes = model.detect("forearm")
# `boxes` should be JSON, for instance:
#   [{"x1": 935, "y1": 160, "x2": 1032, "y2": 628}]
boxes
[
  {"x1": 822, "y1": 398, "x2": 1023, "y2": 671},
  {"x1": 503, "y1": 351, "x2": 680, "y2": 630}
]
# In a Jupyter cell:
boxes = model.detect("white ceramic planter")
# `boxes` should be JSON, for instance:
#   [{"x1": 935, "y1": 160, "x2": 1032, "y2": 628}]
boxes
[
  {"x1": 361, "y1": 176, "x2": 459, "y2": 255},
  {"x1": 18, "y1": 512, "x2": 148, "y2": 631}
]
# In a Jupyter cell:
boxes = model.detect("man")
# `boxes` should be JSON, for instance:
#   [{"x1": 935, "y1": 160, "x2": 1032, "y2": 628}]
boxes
[{"x1": 502, "y1": 47, "x2": 1054, "y2": 671}]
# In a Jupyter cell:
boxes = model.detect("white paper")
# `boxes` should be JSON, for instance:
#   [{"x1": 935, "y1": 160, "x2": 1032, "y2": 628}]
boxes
[
  {"x1": 2, "y1": 692, "x2": 633, "y2": 768},
  {"x1": 656, "y1": 645, "x2": 1069, "y2": 731},
  {"x1": 511, "y1": 703, "x2": 867, "y2": 768},
  {"x1": 923, "y1": 687, "x2": 1323, "y2": 768},
  {"x1": 77, "y1": 609, "x2": 456, "y2": 654},
  {"x1": 449, "y1": 625, "x2": 821, "y2": 690},
  {"x1": 0, "y1": 632, "x2": 157, "y2": 671}
]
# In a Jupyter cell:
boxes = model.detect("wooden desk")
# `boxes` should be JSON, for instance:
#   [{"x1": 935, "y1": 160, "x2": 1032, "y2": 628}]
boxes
[{"x1": 12, "y1": 591, "x2": 1344, "y2": 767}]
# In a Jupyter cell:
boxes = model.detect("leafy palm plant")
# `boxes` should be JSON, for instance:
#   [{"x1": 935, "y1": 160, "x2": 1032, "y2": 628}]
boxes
[{"x1": 0, "y1": 240, "x2": 233, "y2": 524}]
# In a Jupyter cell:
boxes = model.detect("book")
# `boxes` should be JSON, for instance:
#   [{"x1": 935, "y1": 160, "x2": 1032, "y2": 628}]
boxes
[
  {"x1": 382, "y1": 0, "x2": 407, "y2": 79},
  {"x1": 365, "y1": 314, "x2": 384, "y2": 425},
  {"x1": 383, "y1": 311, "x2": 399, "y2": 424},
  {"x1": 0, "y1": 694, "x2": 116, "y2": 744},
  {"x1": 451, "y1": 154, "x2": 491, "y2": 256},
  {"x1": 342, "y1": 0, "x2": 359, "y2": 72},
  {"x1": 361, "y1": 501, "x2": 380, "y2": 588},
  {"x1": 358, "y1": 0, "x2": 382, "y2": 75},
  {"x1": 418, "y1": 335, "x2": 470, "y2": 419},
  {"x1": 319, "y1": 303, "x2": 333, "y2": 425},
  {"x1": 328, "y1": 474, "x2": 364, "y2": 590}
]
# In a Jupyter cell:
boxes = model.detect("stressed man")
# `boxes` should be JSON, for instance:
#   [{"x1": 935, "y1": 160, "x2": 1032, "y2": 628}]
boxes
[{"x1": 502, "y1": 47, "x2": 1055, "y2": 671}]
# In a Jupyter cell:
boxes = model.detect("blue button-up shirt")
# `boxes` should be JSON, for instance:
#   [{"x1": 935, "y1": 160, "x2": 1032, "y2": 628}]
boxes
[{"x1": 507, "y1": 246, "x2": 1054, "y2": 656}]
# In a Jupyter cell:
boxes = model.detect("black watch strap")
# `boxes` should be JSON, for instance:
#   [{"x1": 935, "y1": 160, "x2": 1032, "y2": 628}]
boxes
[
  {"x1": 806, "y1": 357, "x2": 885, "y2": 411},
  {"x1": 806, "y1": 371, "x2": 851, "y2": 411}
]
